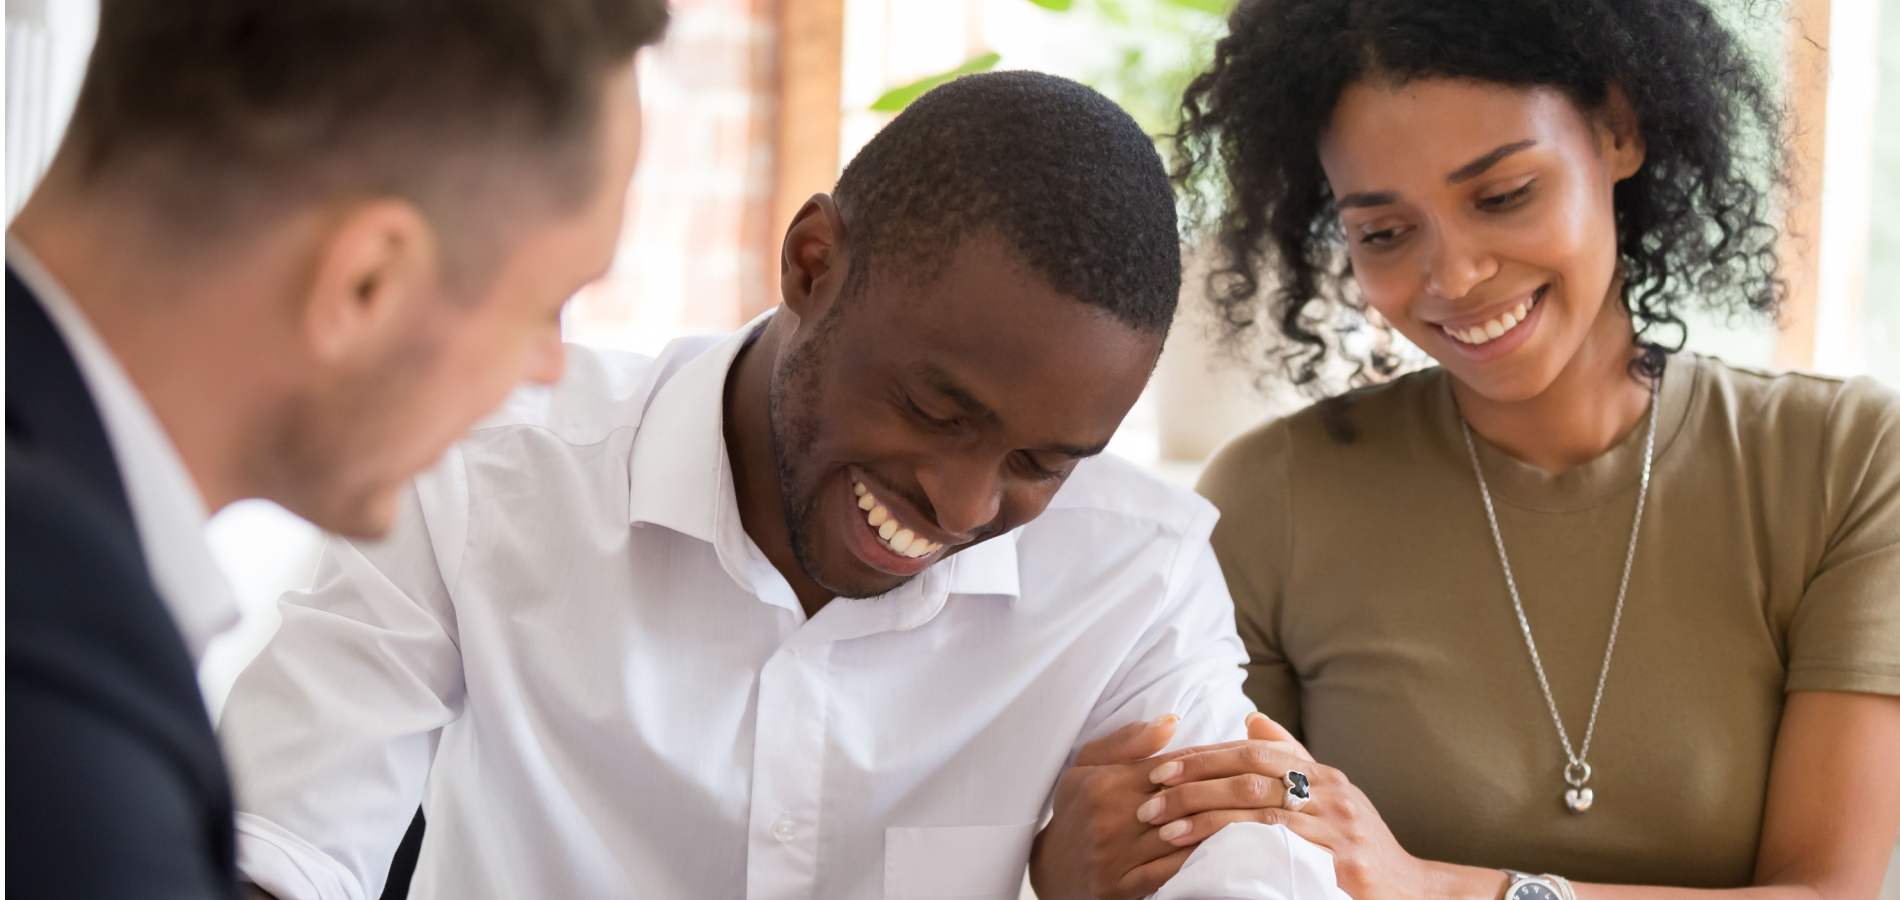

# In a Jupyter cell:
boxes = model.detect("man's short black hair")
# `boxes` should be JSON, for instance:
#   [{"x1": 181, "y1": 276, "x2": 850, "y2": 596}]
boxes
[{"x1": 833, "y1": 70, "x2": 1181, "y2": 334}]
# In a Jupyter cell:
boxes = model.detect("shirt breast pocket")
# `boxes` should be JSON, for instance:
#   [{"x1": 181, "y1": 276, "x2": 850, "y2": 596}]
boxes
[{"x1": 884, "y1": 822, "x2": 1038, "y2": 900}]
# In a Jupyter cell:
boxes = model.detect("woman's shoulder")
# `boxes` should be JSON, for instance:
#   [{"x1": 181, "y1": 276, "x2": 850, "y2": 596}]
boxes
[
  {"x1": 1680, "y1": 355, "x2": 1900, "y2": 561},
  {"x1": 1685, "y1": 353, "x2": 1900, "y2": 455},
  {"x1": 1197, "y1": 367, "x2": 1450, "y2": 508},
  {"x1": 1208, "y1": 366, "x2": 1451, "y2": 455}
]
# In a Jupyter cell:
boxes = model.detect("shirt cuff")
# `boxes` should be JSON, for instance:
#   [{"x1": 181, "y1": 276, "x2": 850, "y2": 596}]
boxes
[
  {"x1": 237, "y1": 812, "x2": 371, "y2": 900},
  {"x1": 1150, "y1": 823, "x2": 1350, "y2": 900},
  {"x1": 1785, "y1": 662, "x2": 1900, "y2": 697}
]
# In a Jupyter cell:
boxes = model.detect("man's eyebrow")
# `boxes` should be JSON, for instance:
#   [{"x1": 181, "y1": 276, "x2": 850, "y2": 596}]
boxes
[
  {"x1": 1041, "y1": 440, "x2": 1110, "y2": 459},
  {"x1": 918, "y1": 363, "x2": 1003, "y2": 429},
  {"x1": 1447, "y1": 139, "x2": 1537, "y2": 185}
]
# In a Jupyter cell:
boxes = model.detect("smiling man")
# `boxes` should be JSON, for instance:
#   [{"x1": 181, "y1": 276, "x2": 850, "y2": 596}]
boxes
[{"x1": 217, "y1": 72, "x2": 1344, "y2": 900}]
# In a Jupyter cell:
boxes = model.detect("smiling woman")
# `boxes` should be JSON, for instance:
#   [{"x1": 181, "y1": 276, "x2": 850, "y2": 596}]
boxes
[{"x1": 1124, "y1": 0, "x2": 1900, "y2": 899}]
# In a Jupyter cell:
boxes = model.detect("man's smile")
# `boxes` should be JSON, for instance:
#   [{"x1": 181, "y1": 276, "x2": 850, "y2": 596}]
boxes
[{"x1": 851, "y1": 475, "x2": 945, "y2": 561}]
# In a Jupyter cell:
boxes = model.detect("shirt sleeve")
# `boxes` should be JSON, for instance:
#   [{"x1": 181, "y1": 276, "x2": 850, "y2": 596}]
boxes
[
  {"x1": 217, "y1": 454, "x2": 469, "y2": 900},
  {"x1": 1151, "y1": 823, "x2": 1347, "y2": 900},
  {"x1": 1197, "y1": 420, "x2": 1303, "y2": 738},
  {"x1": 1067, "y1": 517, "x2": 1257, "y2": 753},
  {"x1": 1787, "y1": 377, "x2": 1900, "y2": 696},
  {"x1": 1065, "y1": 514, "x2": 1347, "y2": 900}
]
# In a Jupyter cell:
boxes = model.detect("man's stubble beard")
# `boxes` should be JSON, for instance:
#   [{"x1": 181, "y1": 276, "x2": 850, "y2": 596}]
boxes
[
  {"x1": 766, "y1": 308, "x2": 910, "y2": 601},
  {"x1": 261, "y1": 330, "x2": 445, "y2": 539},
  {"x1": 259, "y1": 400, "x2": 404, "y2": 538}
]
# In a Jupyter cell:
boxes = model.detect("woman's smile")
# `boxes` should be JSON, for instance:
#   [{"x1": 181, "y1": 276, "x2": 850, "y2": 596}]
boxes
[
  {"x1": 1430, "y1": 284, "x2": 1549, "y2": 363},
  {"x1": 1436, "y1": 284, "x2": 1546, "y2": 347}
]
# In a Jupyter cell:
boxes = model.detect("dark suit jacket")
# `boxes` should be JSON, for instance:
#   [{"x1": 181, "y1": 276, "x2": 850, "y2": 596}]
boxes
[{"x1": 6, "y1": 267, "x2": 240, "y2": 900}]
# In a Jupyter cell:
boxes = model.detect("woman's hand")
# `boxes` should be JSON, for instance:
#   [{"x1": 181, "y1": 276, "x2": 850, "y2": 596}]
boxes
[{"x1": 1142, "y1": 713, "x2": 1449, "y2": 900}]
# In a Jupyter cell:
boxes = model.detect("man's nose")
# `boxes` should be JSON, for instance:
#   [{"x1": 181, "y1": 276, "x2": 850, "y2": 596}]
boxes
[
  {"x1": 1423, "y1": 224, "x2": 1497, "y2": 301},
  {"x1": 916, "y1": 457, "x2": 1003, "y2": 538}
]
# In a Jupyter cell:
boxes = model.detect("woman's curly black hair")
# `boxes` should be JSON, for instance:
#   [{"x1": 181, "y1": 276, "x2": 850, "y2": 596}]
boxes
[{"x1": 1174, "y1": 0, "x2": 1786, "y2": 392}]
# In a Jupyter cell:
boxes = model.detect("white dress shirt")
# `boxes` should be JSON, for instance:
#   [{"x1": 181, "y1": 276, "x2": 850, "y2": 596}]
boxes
[
  {"x1": 1154, "y1": 825, "x2": 1345, "y2": 900},
  {"x1": 220, "y1": 321, "x2": 1346, "y2": 900},
  {"x1": 7, "y1": 236, "x2": 238, "y2": 663}
]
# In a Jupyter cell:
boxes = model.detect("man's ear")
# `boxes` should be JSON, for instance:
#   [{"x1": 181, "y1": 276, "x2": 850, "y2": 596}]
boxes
[
  {"x1": 302, "y1": 200, "x2": 437, "y2": 364},
  {"x1": 1599, "y1": 84, "x2": 1646, "y2": 183},
  {"x1": 779, "y1": 193, "x2": 850, "y2": 323}
]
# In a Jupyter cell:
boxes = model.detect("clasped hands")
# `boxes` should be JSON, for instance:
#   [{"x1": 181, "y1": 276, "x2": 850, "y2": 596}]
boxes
[{"x1": 1029, "y1": 712, "x2": 1427, "y2": 900}]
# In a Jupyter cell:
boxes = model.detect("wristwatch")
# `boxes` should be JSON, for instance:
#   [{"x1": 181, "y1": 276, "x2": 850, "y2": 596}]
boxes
[{"x1": 1500, "y1": 871, "x2": 1574, "y2": 900}]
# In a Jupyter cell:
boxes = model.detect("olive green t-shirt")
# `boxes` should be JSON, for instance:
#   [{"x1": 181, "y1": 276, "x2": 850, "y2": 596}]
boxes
[{"x1": 1196, "y1": 352, "x2": 1900, "y2": 887}]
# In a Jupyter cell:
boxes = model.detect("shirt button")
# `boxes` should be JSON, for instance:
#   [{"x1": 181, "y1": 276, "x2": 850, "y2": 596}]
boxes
[{"x1": 772, "y1": 817, "x2": 797, "y2": 843}]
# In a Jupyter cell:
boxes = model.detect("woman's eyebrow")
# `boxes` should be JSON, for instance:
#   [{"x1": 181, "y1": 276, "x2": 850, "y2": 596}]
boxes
[
  {"x1": 1337, "y1": 190, "x2": 1399, "y2": 209},
  {"x1": 1447, "y1": 139, "x2": 1538, "y2": 184},
  {"x1": 1335, "y1": 138, "x2": 1540, "y2": 209}
]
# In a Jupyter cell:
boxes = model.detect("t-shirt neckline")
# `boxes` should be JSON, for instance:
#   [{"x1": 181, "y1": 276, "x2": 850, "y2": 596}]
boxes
[{"x1": 1433, "y1": 352, "x2": 1702, "y2": 513}]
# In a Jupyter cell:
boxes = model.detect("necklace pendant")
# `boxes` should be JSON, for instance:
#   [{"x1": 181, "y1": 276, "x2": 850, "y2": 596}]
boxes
[
  {"x1": 1564, "y1": 786, "x2": 1594, "y2": 814},
  {"x1": 1562, "y1": 762, "x2": 1594, "y2": 814}
]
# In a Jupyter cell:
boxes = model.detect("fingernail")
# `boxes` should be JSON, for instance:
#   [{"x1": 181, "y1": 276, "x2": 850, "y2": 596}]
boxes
[
  {"x1": 1159, "y1": 820, "x2": 1191, "y2": 842},
  {"x1": 1136, "y1": 795, "x2": 1164, "y2": 823},
  {"x1": 1149, "y1": 761, "x2": 1181, "y2": 784},
  {"x1": 1246, "y1": 712, "x2": 1267, "y2": 726},
  {"x1": 1151, "y1": 713, "x2": 1179, "y2": 729}
]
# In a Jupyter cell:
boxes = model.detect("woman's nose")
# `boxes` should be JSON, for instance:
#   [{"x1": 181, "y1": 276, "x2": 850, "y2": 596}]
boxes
[{"x1": 1423, "y1": 225, "x2": 1498, "y2": 301}]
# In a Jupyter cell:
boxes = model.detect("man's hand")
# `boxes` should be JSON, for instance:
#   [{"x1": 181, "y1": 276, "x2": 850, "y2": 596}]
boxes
[{"x1": 1030, "y1": 715, "x2": 1201, "y2": 900}]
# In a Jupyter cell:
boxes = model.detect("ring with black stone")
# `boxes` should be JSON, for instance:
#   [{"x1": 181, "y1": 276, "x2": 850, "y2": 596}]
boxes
[{"x1": 1282, "y1": 770, "x2": 1312, "y2": 812}]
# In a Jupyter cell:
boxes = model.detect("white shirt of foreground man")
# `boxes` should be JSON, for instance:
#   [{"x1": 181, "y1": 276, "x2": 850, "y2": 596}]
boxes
[{"x1": 219, "y1": 319, "x2": 1347, "y2": 900}]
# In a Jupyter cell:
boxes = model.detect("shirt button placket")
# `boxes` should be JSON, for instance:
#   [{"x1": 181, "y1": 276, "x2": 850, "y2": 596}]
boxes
[{"x1": 745, "y1": 642, "x2": 829, "y2": 900}]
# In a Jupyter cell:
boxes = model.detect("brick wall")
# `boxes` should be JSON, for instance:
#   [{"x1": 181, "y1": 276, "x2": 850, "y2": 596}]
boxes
[{"x1": 563, "y1": 0, "x2": 783, "y2": 354}]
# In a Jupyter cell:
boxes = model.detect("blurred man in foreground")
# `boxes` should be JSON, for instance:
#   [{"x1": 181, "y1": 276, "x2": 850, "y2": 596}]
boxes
[
  {"x1": 5, "y1": 1, "x2": 667, "y2": 897},
  {"x1": 218, "y1": 71, "x2": 1348, "y2": 900}
]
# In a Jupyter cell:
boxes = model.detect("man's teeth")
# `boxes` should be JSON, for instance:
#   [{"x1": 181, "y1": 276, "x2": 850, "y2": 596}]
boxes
[
  {"x1": 852, "y1": 480, "x2": 942, "y2": 559},
  {"x1": 1448, "y1": 295, "x2": 1538, "y2": 346}
]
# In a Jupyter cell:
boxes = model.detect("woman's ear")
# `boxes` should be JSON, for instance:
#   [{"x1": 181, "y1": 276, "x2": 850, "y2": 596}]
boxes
[
  {"x1": 1600, "y1": 84, "x2": 1647, "y2": 182},
  {"x1": 779, "y1": 193, "x2": 850, "y2": 323},
  {"x1": 302, "y1": 199, "x2": 436, "y2": 364}
]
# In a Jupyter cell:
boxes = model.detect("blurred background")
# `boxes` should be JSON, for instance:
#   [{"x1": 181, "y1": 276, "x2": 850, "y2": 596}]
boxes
[{"x1": 7, "y1": 0, "x2": 1899, "y2": 891}]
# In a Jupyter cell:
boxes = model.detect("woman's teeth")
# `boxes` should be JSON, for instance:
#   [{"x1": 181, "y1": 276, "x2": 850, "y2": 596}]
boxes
[
  {"x1": 1447, "y1": 293, "x2": 1539, "y2": 346},
  {"x1": 853, "y1": 480, "x2": 942, "y2": 559}
]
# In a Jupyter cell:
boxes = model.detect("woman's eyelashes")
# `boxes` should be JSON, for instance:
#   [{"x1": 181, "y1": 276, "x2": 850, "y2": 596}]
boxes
[
  {"x1": 1477, "y1": 179, "x2": 1536, "y2": 210},
  {"x1": 1354, "y1": 181, "x2": 1538, "y2": 246},
  {"x1": 1359, "y1": 223, "x2": 1411, "y2": 246}
]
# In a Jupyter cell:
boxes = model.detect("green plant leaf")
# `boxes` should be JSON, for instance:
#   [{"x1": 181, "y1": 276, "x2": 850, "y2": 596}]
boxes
[
  {"x1": 1022, "y1": 0, "x2": 1074, "y2": 8},
  {"x1": 1159, "y1": 0, "x2": 1230, "y2": 14},
  {"x1": 869, "y1": 51, "x2": 1003, "y2": 112}
]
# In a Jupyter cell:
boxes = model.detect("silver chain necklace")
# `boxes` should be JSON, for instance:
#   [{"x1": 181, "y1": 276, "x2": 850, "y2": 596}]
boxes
[{"x1": 1458, "y1": 380, "x2": 1658, "y2": 816}]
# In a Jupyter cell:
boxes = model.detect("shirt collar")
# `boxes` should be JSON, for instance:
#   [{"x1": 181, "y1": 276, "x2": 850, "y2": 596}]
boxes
[
  {"x1": 624, "y1": 312, "x2": 1022, "y2": 619},
  {"x1": 7, "y1": 236, "x2": 239, "y2": 663}
]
